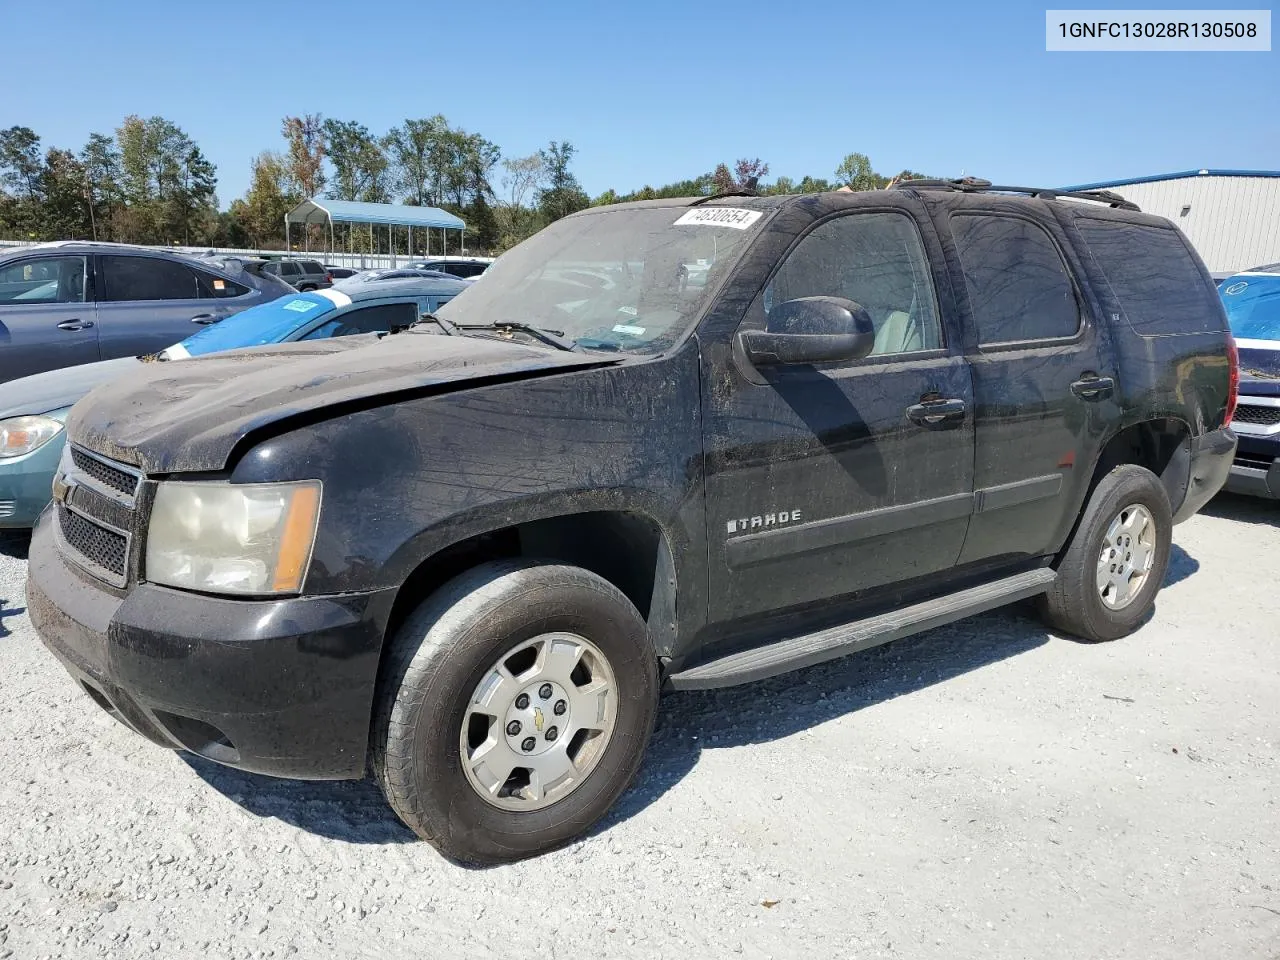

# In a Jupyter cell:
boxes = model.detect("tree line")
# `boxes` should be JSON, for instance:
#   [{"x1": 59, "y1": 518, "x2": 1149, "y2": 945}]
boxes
[{"x1": 1, "y1": 116, "x2": 930, "y2": 255}]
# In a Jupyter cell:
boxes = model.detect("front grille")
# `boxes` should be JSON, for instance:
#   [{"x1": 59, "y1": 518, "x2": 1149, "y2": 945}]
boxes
[
  {"x1": 0, "y1": 501, "x2": 14, "y2": 519},
  {"x1": 70, "y1": 446, "x2": 139, "y2": 497},
  {"x1": 1235, "y1": 451, "x2": 1276, "y2": 470},
  {"x1": 58, "y1": 504, "x2": 127, "y2": 579},
  {"x1": 1234, "y1": 404, "x2": 1280, "y2": 426}
]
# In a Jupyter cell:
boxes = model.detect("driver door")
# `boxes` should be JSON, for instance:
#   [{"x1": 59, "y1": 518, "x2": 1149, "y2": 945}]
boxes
[{"x1": 701, "y1": 205, "x2": 975, "y2": 627}]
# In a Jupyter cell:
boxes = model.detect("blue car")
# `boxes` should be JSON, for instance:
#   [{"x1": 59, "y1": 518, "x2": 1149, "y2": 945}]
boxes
[
  {"x1": 0, "y1": 275, "x2": 468, "y2": 528},
  {"x1": 1219, "y1": 264, "x2": 1280, "y2": 499}
]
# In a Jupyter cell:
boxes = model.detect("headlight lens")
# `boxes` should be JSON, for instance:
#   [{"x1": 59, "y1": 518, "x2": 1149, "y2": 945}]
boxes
[
  {"x1": 0, "y1": 415, "x2": 64, "y2": 458},
  {"x1": 145, "y1": 480, "x2": 322, "y2": 595}
]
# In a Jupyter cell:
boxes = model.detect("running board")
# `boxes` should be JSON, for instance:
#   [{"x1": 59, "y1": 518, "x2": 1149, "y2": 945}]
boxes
[{"x1": 667, "y1": 568, "x2": 1057, "y2": 690}]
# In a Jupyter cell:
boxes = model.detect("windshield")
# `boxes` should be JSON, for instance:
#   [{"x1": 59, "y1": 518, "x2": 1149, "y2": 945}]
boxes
[
  {"x1": 1221, "y1": 274, "x2": 1280, "y2": 341},
  {"x1": 166, "y1": 291, "x2": 340, "y2": 358},
  {"x1": 434, "y1": 205, "x2": 763, "y2": 353}
]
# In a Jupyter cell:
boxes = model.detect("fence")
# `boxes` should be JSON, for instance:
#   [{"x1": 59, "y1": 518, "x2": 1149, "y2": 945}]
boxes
[{"x1": 0, "y1": 239, "x2": 435, "y2": 271}]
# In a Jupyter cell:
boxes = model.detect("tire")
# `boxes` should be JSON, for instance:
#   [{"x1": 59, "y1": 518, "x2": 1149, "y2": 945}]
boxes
[
  {"x1": 372, "y1": 560, "x2": 659, "y2": 863},
  {"x1": 1038, "y1": 464, "x2": 1173, "y2": 642},
  {"x1": 297, "y1": 284, "x2": 317, "y2": 292}
]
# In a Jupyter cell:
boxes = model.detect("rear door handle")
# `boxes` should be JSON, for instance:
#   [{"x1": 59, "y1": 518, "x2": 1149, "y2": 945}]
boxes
[
  {"x1": 190, "y1": 313, "x2": 220, "y2": 325},
  {"x1": 56, "y1": 319, "x2": 94, "y2": 331},
  {"x1": 906, "y1": 398, "x2": 966, "y2": 426},
  {"x1": 1071, "y1": 376, "x2": 1115, "y2": 400}
]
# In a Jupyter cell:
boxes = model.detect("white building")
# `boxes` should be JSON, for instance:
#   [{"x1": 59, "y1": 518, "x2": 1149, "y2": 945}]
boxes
[{"x1": 1064, "y1": 170, "x2": 1280, "y2": 276}]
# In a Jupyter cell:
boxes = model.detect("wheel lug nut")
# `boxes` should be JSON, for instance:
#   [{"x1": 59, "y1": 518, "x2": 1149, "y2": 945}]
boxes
[
  {"x1": 545, "y1": 726, "x2": 558, "y2": 742},
  {"x1": 515, "y1": 693, "x2": 530, "y2": 710},
  {"x1": 538, "y1": 683, "x2": 553, "y2": 700},
  {"x1": 521, "y1": 737, "x2": 536, "y2": 753},
  {"x1": 506, "y1": 720, "x2": 521, "y2": 736},
  {"x1": 554, "y1": 699, "x2": 567, "y2": 716}
]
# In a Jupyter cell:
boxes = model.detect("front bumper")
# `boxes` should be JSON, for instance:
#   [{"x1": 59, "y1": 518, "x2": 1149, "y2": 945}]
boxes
[
  {"x1": 0, "y1": 432, "x2": 65, "y2": 529},
  {"x1": 1172, "y1": 427, "x2": 1237, "y2": 523},
  {"x1": 25, "y1": 507, "x2": 397, "y2": 780}
]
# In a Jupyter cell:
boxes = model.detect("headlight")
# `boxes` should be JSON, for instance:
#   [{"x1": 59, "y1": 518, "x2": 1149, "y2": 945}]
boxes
[
  {"x1": 145, "y1": 480, "x2": 322, "y2": 595},
  {"x1": 0, "y1": 415, "x2": 64, "y2": 458}
]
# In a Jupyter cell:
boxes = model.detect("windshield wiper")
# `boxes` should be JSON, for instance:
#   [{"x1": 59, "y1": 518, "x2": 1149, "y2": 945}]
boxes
[
  {"x1": 455, "y1": 321, "x2": 577, "y2": 352},
  {"x1": 408, "y1": 312, "x2": 458, "y2": 335}
]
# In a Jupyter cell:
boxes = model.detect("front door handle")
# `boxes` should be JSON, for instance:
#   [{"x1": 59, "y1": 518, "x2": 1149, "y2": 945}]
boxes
[
  {"x1": 56, "y1": 319, "x2": 94, "y2": 331},
  {"x1": 1071, "y1": 375, "x2": 1115, "y2": 400},
  {"x1": 906, "y1": 398, "x2": 966, "y2": 426},
  {"x1": 190, "y1": 313, "x2": 220, "y2": 325}
]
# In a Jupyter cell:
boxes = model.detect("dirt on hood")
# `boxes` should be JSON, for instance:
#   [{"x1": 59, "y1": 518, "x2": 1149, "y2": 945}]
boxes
[{"x1": 66, "y1": 331, "x2": 619, "y2": 474}]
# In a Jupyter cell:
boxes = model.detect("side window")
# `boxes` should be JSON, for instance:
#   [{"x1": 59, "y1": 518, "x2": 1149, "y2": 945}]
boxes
[
  {"x1": 951, "y1": 215, "x2": 1080, "y2": 345},
  {"x1": 1074, "y1": 217, "x2": 1223, "y2": 336},
  {"x1": 196, "y1": 271, "x2": 251, "y2": 299},
  {"x1": 0, "y1": 256, "x2": 86, "y2": 304},
  {"x1": 302, "y1": 261, "x2": 325, "y2": 275},
  {"x1": 763, "y1": 211, "x2": 943, "y2": 356},
  {"x1": 762, "y1": 212, "x2": 947, "y2": 358},
  {"x1": 102, "y1": 256, "x2": 199, "y2": 302},
  {"x1": 281, "y1": 261, "x2": 303, "y2": 278},
  {"x1": 300, "y1": 302, "x2": 417, "y2": 340}
]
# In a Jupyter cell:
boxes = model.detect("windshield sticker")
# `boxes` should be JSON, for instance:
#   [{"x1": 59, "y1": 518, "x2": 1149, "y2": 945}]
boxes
[
  {"x1": 673, "y1": 208, "x2": 763, "y2": 230},
  {"x1": 617, "y1": 305, "x2": 639, "y2": 316},
  {"x1": 612, "y1": 324, "x2": 646, "y2": 336},
  {"x1": 282, "y1": 299, "x2": 321, "y2": 313},
  {"x1": 1223, "y1": 281, "x2": 1248, "y2": 295}
]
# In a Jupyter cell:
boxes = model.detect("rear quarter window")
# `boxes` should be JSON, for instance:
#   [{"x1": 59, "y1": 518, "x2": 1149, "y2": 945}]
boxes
[{"x1": 1074, "y1": 217, "x2": 1224, "y2": 337}]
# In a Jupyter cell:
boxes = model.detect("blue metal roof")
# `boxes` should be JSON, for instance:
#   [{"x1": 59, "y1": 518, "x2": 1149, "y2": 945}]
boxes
[
  {"x1": 1065, "y1": 169, "x2": 1280, "y2": 191},
  {"x1": 286, "y1": 198, "x2": 466, "y2": 230}
]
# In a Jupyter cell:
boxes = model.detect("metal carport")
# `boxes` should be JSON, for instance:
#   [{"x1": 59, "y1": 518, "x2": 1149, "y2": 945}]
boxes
[{"x1": 284, "y1": 199, "x2": 468, "y2": 265}]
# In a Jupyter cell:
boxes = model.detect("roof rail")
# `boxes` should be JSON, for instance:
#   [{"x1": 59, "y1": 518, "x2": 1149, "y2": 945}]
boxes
[{"x1": 894, "y1": 177, "x2": 1140, "y2": 212}]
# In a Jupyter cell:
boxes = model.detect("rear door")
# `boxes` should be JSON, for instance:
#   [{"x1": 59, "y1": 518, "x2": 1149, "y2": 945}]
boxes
[
  {"x1": 96, "y1": 254, "x2": 211, "y2": 359},
  {"x1": 0, "y1": 253, "x2": 99, "y2": 381},
  {"x1": 943, "y1": 203, "x2": 1120, "y2": 565}
]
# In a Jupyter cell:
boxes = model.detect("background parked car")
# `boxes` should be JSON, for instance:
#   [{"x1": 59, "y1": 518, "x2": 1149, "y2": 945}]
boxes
[
  {"x1": 1219, "y1": 263, "x2": 1280, "y2": 499},
  {"x1": 405, "y1": 256, "x2": 493, "y2": 279},
  {"x1": 0, "y1": 274, "x2": 469, "y2": 529},
  {"x1": 324, "y1": 265, "x2": 359, "y2": 279},
  {"x1": 0, "y1": 243, "x2": 294, "y2": 383},
  {"x1": 259, "y1": 258, "x2": 332, "y2": 291}
]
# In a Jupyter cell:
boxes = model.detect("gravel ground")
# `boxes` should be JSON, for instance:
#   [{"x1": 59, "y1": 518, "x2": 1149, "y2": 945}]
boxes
[{"x1": 1, "y1": 494, "x2": 1278, "y2": 960}]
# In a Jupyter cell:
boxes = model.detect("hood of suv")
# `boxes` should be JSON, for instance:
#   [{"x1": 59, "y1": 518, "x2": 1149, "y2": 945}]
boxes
[{"x1": 67, "y1": 332, "x2": 620, "y2": 474}]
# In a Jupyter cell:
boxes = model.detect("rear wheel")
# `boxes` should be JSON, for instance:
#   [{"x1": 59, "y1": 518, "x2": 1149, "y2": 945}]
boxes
[
  {"x1": 1039, "y1": 464, "x2": 1172, "y2": 641},
  {"x1": 372, "y1": 560, "x2": 658, "y2": 863}
]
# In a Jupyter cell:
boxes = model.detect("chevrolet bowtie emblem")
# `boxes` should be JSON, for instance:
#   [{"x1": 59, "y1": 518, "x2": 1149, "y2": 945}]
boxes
[{"x1": 533, "y1": 707, "x2": 545, "y2": 732}]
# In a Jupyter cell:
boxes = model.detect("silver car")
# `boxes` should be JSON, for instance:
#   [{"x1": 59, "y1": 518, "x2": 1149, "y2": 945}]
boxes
[{"x1": 0, "y1": 242, "x2": 294, "y2": 383}]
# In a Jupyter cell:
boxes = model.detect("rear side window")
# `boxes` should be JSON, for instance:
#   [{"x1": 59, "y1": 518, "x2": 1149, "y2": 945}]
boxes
[
  {"x1": 196, "y1": 271, "x2": 251, "y2": 299},
  {"x1": 1075, "y1": 218, "x2": 1223, "y2": 336},
  {"x1": 301, "y1": 261, "x2": 325, "y2": 274},
  {"x1": 280, "y1": 262, "x2": 302, "y2": 277},
  {"x1": 102, "y1": 256, "x2": 199, "y2": 302},
  {"x1": 951, "y1": 214, "x2": 1080, "y2": 345}
]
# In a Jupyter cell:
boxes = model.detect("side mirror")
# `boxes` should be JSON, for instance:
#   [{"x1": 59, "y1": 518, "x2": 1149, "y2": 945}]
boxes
[{"x1": 740, "y1": 296, "x2": 876, "y2": 366}]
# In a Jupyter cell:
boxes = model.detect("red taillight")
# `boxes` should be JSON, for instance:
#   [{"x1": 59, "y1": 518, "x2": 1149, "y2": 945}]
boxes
[
  {"x1": 325, "y1": 272, "x2": 333, "y2": 283},
  {"x1": 1224, "y1": 333, "x2": 1240, "y2": 427}
]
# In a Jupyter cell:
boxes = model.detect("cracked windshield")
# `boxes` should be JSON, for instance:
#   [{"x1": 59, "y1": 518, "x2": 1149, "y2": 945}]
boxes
[{"x1": 435, "y1": 206, "x2": 761, "y2": 352}]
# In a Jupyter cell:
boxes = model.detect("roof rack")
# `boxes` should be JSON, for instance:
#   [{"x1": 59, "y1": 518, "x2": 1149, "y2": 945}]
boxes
[{"x1": 894, "y1": 177, "x2": 1140, "y2": 212}]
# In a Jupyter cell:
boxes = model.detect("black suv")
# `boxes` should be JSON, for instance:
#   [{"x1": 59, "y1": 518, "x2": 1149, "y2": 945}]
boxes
[{"x1": 27, "y1": 181, "x2": 1237, "y2": 863}]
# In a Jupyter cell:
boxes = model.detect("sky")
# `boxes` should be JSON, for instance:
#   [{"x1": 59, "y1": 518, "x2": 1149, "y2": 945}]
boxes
[{"x1": 3, "y1": 0, "x2": 1276, "y2": 209}]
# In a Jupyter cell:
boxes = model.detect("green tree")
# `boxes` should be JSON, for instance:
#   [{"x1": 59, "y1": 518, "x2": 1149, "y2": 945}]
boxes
[
  {"x1": 40, "y1": 148, "x2": 91, "y2": 240},
  {"x1": 0, "y1": 126, "x2": 43, "y2": 202},
  {"x1": 385, "y1": 116, "x2": 446, "y2": 205},
  {"x1": 80, "y1": 132, "x2": 122, "y2": 240},
  {"x1": 115, "y1": 115, "x2": 217, "y2": 243},
  {"x1": 281, "y1": 114, "x2": 326, "y2": 197},
  {"x1": 322, "y1": 119, "x2": 389, "y2": 202},
  {"x1": 834, "y1": 152, "x2": 882, "y2": 191},
  {"x1": 497, "y1": 153, "x2": 546, "y2": 248},
  {"x1": 234, "y1": 151, "x2": 293, "y2": 247},
  {"x1": 797, "y1": 175, "x2": 834, "y2": 193},
  {"x1": 537, "y1": 141, "x2": 588, "y2": 223}
]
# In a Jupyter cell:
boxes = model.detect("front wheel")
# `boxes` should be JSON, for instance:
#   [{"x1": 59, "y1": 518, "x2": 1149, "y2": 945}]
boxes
[
  {"x1": 1038, "y1": 464, "x2": 1173, "y2": 641},
  {"x1": 372, "y1": 560, "x2": 659, "y2": 863}
]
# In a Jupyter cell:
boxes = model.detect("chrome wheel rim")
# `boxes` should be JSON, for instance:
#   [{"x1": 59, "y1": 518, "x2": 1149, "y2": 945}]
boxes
[
  {"x1": 1096, "y1": 503, "x2": 1156, "y2": 609},
  {"x1": 459, "y1": 632, "x2": 618, "y2": 811}
]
